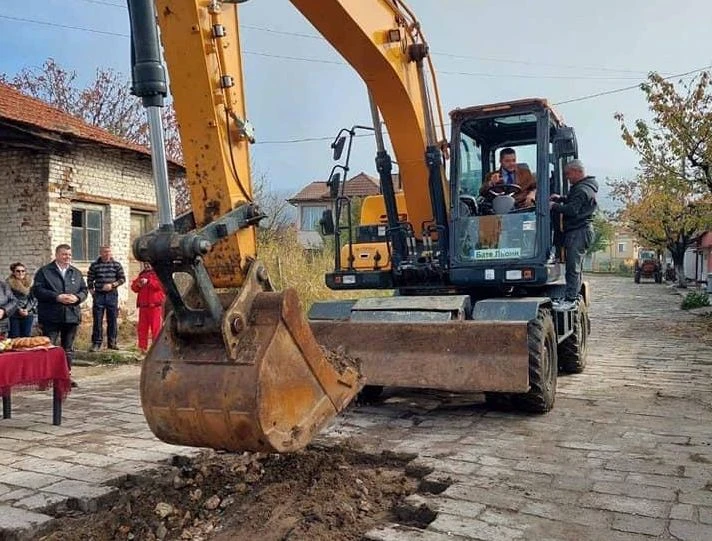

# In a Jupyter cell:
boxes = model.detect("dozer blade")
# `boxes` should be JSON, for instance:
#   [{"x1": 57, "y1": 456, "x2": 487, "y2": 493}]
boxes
[
  {"x1": 310, "y1": 318, "x2": 531, "y2": 393},
  {"x1": 140, "y1": 288, "x2": 363, "y2": 453}
]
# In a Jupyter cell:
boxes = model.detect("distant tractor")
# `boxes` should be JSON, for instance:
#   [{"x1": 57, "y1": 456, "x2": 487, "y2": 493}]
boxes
[{"x1": 634, "y1": 250, "x2": 662, "y2": 284}]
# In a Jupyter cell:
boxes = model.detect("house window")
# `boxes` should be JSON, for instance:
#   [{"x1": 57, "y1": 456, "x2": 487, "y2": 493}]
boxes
[
  {"x1": 71, "y1": 206, "x2": 104, "y2": 261},
  {"x1": 617, "y1": 242, "x2": 625, "y2": 254},
  {"x1": 300, "y1": 205, "x2": 325, "y2": 231}
]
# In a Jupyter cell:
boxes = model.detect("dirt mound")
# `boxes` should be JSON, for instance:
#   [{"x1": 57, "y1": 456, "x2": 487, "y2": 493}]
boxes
[{"x1": 39, "y1": 446, "x2": 427, "y2": 541}]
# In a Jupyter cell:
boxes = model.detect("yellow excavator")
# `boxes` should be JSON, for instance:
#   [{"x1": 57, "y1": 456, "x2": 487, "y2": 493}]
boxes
[{"x1": 128, "y1": 0, "x2": 589, "y2": 454}]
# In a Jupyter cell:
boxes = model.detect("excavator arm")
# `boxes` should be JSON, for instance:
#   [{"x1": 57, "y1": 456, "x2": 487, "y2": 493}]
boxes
[{"x1": 127, "y1": 0, "x2": 446, "y2": 453}]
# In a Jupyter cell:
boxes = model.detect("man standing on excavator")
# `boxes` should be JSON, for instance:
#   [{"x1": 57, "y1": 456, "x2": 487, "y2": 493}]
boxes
[
  {"x1": 479, "y1": 147, "x2": 537, "y2": 208},
  {"x1": 549, "y1": 159, "x2": 598, "y2": 310}
]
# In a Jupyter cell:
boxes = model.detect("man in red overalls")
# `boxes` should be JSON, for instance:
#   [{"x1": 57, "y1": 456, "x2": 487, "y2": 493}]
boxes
[{"x1": 130, "y1": 263, "x2": 166, "y2": 353}]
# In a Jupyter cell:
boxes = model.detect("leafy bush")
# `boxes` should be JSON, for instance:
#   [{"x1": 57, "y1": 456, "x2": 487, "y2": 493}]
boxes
[{"x1": 681, "y1": 291, "x2": 711, "y2": 310}]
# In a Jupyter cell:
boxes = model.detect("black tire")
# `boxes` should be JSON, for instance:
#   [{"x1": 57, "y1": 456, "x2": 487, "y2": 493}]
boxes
[
  {"x1": 634, "y1": 272, "x2": 641, "y2": 284},
  {"x1": 512, "y1": 308, "x2": 557, "y2": 413},
  {"x1": 484, "y1": 392, "x2": 512, "y2": 411},
  {"x1": 559, "y1": 302, "x2": 589, "y2": 374},
  {"x1": 357, "y1": 385, "x2": 384, "y2": 404}
]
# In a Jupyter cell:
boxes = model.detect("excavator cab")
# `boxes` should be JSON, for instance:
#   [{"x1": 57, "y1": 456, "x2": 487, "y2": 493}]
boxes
[
  {"x1": 311, "y1": 99, "x2": 588, "y2": 412},
  {"x1": 448, "y1": 99, "x2": 578, "y2": 289}
]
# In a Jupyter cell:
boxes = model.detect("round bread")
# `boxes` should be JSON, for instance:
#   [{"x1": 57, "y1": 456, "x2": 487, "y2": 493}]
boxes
[{"x1": 10, "y1": 336, "x2": 52, "y2": 349}]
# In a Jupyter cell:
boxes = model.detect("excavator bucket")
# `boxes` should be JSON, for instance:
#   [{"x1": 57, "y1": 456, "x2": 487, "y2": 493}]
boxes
[
  {"x1": 139, "y1": 287, "x2": 364, "y2": 453},
  {"x1": 309, "y1": 296, "x2": 535, "y2": 394}
]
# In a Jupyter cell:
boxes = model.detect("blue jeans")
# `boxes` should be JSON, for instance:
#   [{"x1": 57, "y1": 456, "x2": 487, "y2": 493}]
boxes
[
  {"x1": 91, "y1": 291, "x2": 119, "y2": 346},
  {"x1": 9, "y1": 316, "x2": 33, "y2": 338}
]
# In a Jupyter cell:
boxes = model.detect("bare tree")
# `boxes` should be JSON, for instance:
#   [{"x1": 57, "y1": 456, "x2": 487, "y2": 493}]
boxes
[{"x1": 2, "y1": 59, "x2": 185, "y2": 158}]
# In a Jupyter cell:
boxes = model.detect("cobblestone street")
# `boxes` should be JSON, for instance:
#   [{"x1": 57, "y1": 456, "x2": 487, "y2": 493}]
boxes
[
  {"x1": 1, "y1": 275, "x2": 711, "y2": 540},
  {"x1": 333, "y1": 275, "x2": 712, "y2": 541}
]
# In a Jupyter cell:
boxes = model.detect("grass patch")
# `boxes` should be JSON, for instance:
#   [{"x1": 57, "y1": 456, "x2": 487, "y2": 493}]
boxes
[
  {"x1": 259, "y1": 229, "x2": 392, "y2": 311},
  {"x1": 681, "y1": 291, "x2": 711, "y2": 310}
]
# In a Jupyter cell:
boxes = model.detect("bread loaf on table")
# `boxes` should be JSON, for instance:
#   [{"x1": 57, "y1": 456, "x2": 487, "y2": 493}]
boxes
[{"x1": 10, "y1": 336, "x2": 52, "y2": 349}]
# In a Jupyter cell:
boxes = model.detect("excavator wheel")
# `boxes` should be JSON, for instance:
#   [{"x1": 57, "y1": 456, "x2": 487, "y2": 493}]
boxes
[
  {"x1": 559, "y1": 302, "x2": 589, "y2": 374},
  {"x1": 511, "y1": 308, "x2": 557, "y2": 413}
]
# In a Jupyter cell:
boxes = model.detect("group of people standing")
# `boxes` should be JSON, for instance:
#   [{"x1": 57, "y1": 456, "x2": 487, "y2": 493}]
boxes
[{"x1": 0, "y1": 244, "x2": 166, "y2": 385}]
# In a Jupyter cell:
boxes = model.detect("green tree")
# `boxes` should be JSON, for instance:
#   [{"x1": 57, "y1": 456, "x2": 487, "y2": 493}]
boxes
[
  {"x1": 611, "y1": 175, "x2": 712, "y2": 287},
  {"x1": 615, "y1": 71, "x2": 712, "y2": 194},
  {"x1": 587, "y1": 212, "x2": 615, "y2": 256}
]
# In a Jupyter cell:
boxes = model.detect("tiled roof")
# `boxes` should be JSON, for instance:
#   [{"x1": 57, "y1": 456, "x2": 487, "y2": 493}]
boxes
[
  {"x1": 288, "y1": 172, "x2": 380, "y2": 203},
  {"x1": 0, "y1": 82, "x2": 152, "y2": 157}
]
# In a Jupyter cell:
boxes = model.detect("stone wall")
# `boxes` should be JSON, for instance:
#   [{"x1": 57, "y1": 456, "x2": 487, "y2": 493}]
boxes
[
  {"x1": 0, "y1": 148, "x2": 52, "y2": 277},
  {"x1": 0, "y1": 142, "x2": 183, "y2": 314}
]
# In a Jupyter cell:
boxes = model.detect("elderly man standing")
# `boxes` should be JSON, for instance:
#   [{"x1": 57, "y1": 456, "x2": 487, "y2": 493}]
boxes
[
  {"x1": 33, "y1": 244, "x2": 88, "y2": 385},
  {"x1": 87, "y1": 246, "x2": 125, "y2": 351},
  {"x1": 549, "y1": 159, "x2": 599, "y2": 310}
]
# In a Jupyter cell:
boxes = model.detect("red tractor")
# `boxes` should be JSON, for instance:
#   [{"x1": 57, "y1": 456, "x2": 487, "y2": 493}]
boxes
[{"x1": 634, "y1": 249, "x2": 662, "y2": 284}]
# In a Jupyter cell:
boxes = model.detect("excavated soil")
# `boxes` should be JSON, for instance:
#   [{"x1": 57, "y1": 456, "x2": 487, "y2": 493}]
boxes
[
  {"x1": 39, "y1": 445, "x2": 428, "y2": 541},
  {"x1": 321, "y1": 345, "x2": 362, "y2": 374}
]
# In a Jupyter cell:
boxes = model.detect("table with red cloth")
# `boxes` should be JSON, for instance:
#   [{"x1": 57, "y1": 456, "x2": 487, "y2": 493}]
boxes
[{"x1": 0, "y1": 346, "x2": 72, "y2": 426}]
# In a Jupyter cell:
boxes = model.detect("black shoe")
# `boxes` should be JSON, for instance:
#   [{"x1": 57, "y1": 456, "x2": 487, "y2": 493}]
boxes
[
  {"x1": 70, "y1": 380, "x2": 78, "y2": 388},
  {"x1": 108, "y1": 344, "x2": 119, "y2": 350},
  {"x1": 89, "y1": 344, "x2": 101, "y2": 352}
]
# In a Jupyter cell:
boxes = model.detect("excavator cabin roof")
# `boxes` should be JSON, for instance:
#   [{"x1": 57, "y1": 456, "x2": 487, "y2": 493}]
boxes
[{"x1": 449, "y1": 98, "x2": 565, "y2": 126}]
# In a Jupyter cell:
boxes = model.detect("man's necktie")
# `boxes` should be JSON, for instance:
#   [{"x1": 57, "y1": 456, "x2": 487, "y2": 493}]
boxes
[{"x1": 507, "y1": 171, "x2": 514, "y2": 185}]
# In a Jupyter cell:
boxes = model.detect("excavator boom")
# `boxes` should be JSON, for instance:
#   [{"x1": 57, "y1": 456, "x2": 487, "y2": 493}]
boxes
[{"x1": 127, "y1": 0, "x2": 445, "y2": 452}]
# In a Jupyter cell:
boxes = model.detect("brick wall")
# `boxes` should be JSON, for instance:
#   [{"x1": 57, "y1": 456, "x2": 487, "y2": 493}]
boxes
[
  {"x1": 0, "y1": 142, "x2": 183, "y2": 315},
  {"x1": 47, "y1": 145, "x2": 181, "y2": 311},
  {"x1": 0, "y1": 148, "x2": 52, "y2": 277}
]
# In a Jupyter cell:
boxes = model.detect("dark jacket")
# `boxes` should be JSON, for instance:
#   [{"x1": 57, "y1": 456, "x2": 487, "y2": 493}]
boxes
[
  {"x1": 0, "y1": 281, "x2": 18, "y2": 320},
  {"x1": 552, "y1": 176, "x2": 599, "y2": 232},
  {"x1": 32, "y1": 263, "x2": 88, "y2": 325}
]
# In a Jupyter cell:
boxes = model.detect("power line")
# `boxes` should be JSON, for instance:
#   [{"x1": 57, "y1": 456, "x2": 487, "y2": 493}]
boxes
[
  {"x1": 3, "y1": 12, "x2": 710, "y2": 144},
  {"x1": 439, "y1": 70, "x2": 641, "y2": 81},
  {"x1": 0, "y1": 14, "x2": 127, "y2": 37},
  {"x1": 25, "y1": 3, "x2": 666, "y2": 77},
  {"x1": 74, "y1": 0, "x2": 124, "y2": 8},
  {"x1": 553, "y1": 65, "x2": 711, "y2": 105},
  {"x1": 258, "y1": 65, "x2": 712, "y2": 144},
  {"x1": 0, "y1": 15, "x2": 650, "y2": 81}
]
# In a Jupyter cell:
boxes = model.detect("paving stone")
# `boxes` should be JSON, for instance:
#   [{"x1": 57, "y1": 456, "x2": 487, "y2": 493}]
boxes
[
  {"x1": 364, "y1": 525, "x2": 472, "y2": 541},
  {"x1": 520, "y1": 501, "x2": 611, "y2": 528},
  {"x1": 41, "y1": 480, "x2": 117, "y2": 511},
  {"x1": 13, "y1": 491, "x2": 69, "y2": 512},
  {"x1": 670, "y1": 503, "x2": 697, "y2": 521},
  {"x1": 22, "y1": 446, "x2": 78, "y2": 460},
  {"x1": 699, "y1": 506, "x2": 712, "y2": 525},
  {"x1": 669, "y1": 520, "x2": 712, "y2": 541},
  {"x1": 0, "y1": 505, "x2": 53, "y2": 538},
  {"x1": 578, "y1": 492, "x2": 669, "y2": 518},
  {"x1": 610, "y1": 512, "x2": 666, "y2": 536},
  {"x1": 0, "y1": 489, "x2": 35, "y2": 503},
  {"x1": 591, "y1": 480, "x2": 677, "y2": 501},
  {"x1": 1, "y1": 471, "x2": 64, "y2": 490},
  {"x1": 429, "y1": 513, "x2": 525, "y2": 541}
]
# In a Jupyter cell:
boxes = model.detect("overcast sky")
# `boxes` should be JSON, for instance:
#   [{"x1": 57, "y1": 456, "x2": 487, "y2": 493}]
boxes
[{"x1": 2, "y1": 0, "x2": 711, "y2": 207}]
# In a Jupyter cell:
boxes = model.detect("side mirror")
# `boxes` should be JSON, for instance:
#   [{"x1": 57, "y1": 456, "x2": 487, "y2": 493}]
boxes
[
  {"x1": 331, "y1": 136, "x2": 347, "y2": 161},
  {"x1": 327, "y1": 171, "x2": 341, "y2": 199},
  {"x1": 320, "y1": 209, "x2": 335, "y2": 235},
  {"x1": 553, "y1": 126, "x2": 578, "y2": 157}
]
